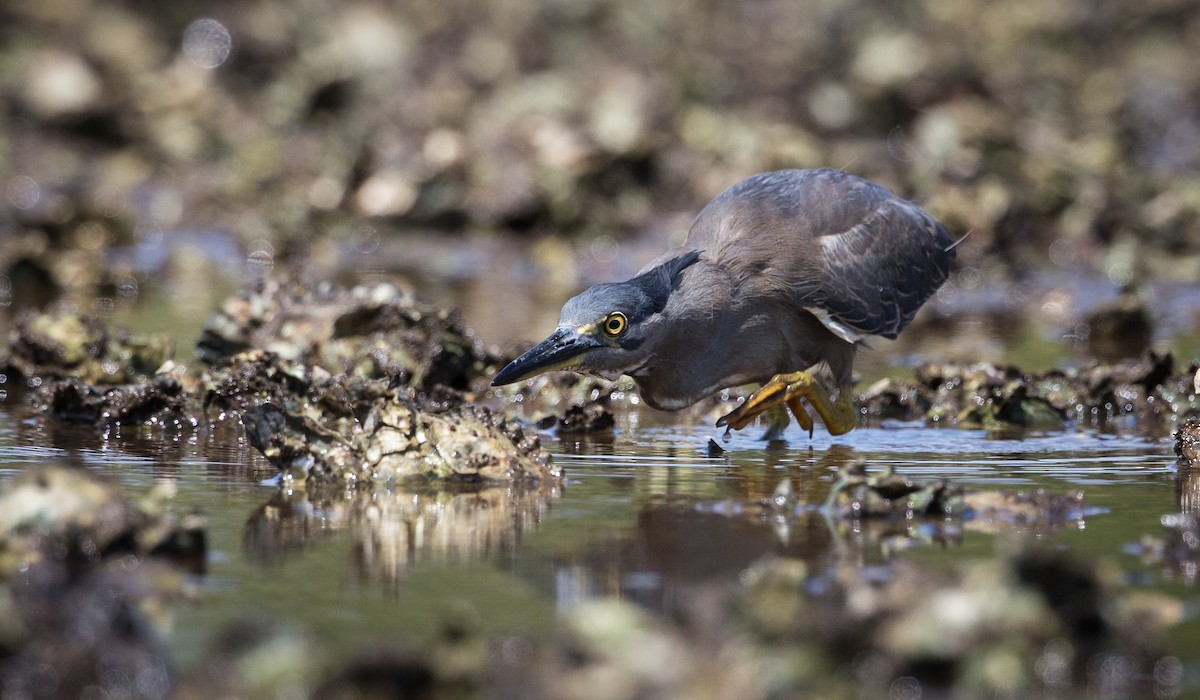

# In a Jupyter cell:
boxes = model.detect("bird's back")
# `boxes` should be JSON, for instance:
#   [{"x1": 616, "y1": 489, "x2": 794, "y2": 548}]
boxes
[{"x1": 681, "y1": 168, "x2": 955, "y2": 340}]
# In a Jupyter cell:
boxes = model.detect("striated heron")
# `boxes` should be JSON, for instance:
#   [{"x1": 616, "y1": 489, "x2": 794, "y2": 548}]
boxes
[{"x1": 492, "y1": 168, "x2": 956, "y2": 437}]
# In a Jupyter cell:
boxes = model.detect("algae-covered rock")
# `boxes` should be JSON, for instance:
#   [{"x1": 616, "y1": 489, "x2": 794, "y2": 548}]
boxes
[
  {"x1": 0, "y1": 464, "x2": 204, "y2": 700},
  {"x1": 196, "y1": 277, "x2": 488, "y2": 392},
  {"x1": 2, "y1": 311, "x2": 173, "y2": 385},
  {"x1": 240, "y1": 378, "x2": 558, "y2": 486},
  {"x1": 859, "y1": 377, "x2": 933, "y2": 422},
  {"x1": 547, "y1": 399, "x2": 615, "y2": 436},
  {"x1": 957, "y1": 381, "x2": 1067, "y2": 431},
  {"x1": 200, "y1": 349, "x2": 319, "y2": 417},
  {"x1": 0, "y1": 463, "x2": 206, "y2": 574},
  {"x1": 1175, "y1": 418, "x2": 1200, "y2": 467},
  {"x1": 734, "y1": 549, "x2": 1173, "y2": 699},
  {"x1": 821, "y1": 462, "x2": 1088, "y2": 533},
  {"x1": 32, "y1": 374, "x2": 191, "y2": 429},
  {"x1": 879, "y1": 354, "x2": 1199, "y2": 435}
]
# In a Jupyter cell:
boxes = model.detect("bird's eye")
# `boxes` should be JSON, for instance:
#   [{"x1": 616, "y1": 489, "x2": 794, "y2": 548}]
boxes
[{"x1": 602, "y1": 312, "x2": 627, "y2": 337}]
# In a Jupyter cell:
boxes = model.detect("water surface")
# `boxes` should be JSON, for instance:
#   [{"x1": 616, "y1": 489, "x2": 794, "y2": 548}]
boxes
[{"x1": 2, "y1": 394, "x2": 1193, "y2": 676}]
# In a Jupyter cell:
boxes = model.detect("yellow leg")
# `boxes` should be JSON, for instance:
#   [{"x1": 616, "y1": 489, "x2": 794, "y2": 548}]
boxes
[
  {"x1": 786, "y1": 397, "x2": 814, "y2": 438},
  {"x1": 717, "y1": 371, "x2": 856, "y2": 436}
]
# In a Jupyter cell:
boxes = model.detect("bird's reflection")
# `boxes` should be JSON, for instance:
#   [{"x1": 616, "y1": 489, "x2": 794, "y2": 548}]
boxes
[{"x1": 549, "y1": 442, "x2": 1093, "y2": 616}]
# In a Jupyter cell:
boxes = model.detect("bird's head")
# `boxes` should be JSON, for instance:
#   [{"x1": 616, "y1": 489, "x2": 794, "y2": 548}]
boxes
[{"x1": 492, "y1": 251, "x2": 700, "y2": 387}]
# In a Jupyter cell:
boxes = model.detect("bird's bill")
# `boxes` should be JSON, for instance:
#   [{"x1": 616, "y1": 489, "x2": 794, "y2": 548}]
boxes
[{"x1": 491, "y1": 327, "x2": 603, "y2": 386}]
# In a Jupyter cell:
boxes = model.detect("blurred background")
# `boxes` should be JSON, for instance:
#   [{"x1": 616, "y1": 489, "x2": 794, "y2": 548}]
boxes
[{"x1": 3, "y1": 0, "x2": 1200, "y2": 367}]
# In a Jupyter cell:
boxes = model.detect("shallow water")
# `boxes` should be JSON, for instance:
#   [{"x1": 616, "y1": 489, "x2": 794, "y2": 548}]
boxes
[
  {"x1": 4, "y1": 246, "x2": 1200, "y2": 691},
  {"x1": 3, "y1": 390, "x2": 1196, "y2": 680}
]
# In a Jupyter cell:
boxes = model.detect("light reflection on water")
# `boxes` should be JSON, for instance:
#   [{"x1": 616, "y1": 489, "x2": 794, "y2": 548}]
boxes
[{"x1": 0, "y1": 395, "x2": 1193, "y2": 672}]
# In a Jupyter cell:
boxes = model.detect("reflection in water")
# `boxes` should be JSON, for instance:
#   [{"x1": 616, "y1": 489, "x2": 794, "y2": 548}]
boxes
[
  {"x1": 1176, "y1": 466, "x2": 1200, "y2": 513},
  {"x1": 554, "y1": 490, "x2": 959, "y2": 613},
  {"x1": 242, "y1": 488, "x2": 341, "y2": 564},
  {"x1": 243, "y1": 481, "x2": 563, "y2": 586},
  {"x1": 0, "y1": 388, "x2": 1187, "y2": 693},
  {"x1": 549, "y1": 437, "x2": 1105, "y2": 618},
  {"x1": 350, "y1": 483, "x2": 561, "y2": 587},
  {"x1": 619, "y1": 500, "x2": 836, "y2": 604}
]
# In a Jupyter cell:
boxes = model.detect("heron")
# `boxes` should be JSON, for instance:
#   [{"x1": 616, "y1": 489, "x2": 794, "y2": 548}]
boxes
[{"x1": 492, "y1": 168, "x2": 955, "y2": 438}]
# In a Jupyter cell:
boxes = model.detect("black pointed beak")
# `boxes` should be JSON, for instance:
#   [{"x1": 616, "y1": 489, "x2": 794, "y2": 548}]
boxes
[{"x1": 492, "y1": 327, "x2": 603, "y2": 386}]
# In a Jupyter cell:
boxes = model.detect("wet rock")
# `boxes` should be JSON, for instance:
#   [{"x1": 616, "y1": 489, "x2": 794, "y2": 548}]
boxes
[
  {"x1": 33, "y1": 373, "x2": 191, "y2": 429},
  {"x1": 703, "y1": 437, "x2": 725, "y2": 457},
  {"x1": 0, "y1": 464, "x2": 205, "y2": 699},
  {"x1": 0, "y1": 463, "x2": 206, "y2": 574},
  {"x1": 735, "y1": 549, "x2": 1173, "y2": 699},
  {"x1": 960, "y1": 488, "x2": 1089, "y2": 533},
  {"x1": 200, "y1": 349, "x2": 318, "y2": 417},
  {"x1": 859, "y1": 377, "x2": 932, "y2": 422},
  {"x1": 500, "y1": 546, "x2": 1173, "y2": 699},
  {"x1": 825, "y1": 461, "x2": 939, "y2": 515},
  {"x1": 240, "y1": 378, "x2": 559, "y2": 485},
  {"x1": 1175, "y1": 417, "x2": 1200, "y2": 511},
  {"x1": 173, "y1": 619, "x2": 322, "y2": 700},
  {"x1": 494, "y1": 374, "x2": 616, "y2": 415},
  {"x1": 3, "y1": 310, "x2": 173, "y2": 385},
  {"x1": 196, "y1": 277, "x2": 488, "y2": 393},
  {"x1": 957, "y1": 381, "x2": 1067, "y2": 431},
  {"x1": 890, "y1": 355, "x2": 1200, "y2": 435},
  {"x1": 554, "y1": 399, "x2": 615, "y2": 435},
  {"x1": 823, "y1": 462, "x2": 1089, "y2": 533},
  {"x1": 0, "y1": 557, "x2": 178, "y2": 700},
  {"x1": 1174, "y1": 417, "x2": 1200, "y2": 467},
  {"x1": 544, "y1": 598, "x2": 767, "y2": 700},
  {"x1": 496, "y1": 372, "x2": 724, "y2": 429}
]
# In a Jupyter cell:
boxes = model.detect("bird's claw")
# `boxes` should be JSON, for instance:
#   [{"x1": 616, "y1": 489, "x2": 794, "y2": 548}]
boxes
[
  {"x1": 718, "y1": 373, "x2": 810, "y2": 432},
  {"x1": 717, "y1": 371, "x2": 854, "y2": 437}
]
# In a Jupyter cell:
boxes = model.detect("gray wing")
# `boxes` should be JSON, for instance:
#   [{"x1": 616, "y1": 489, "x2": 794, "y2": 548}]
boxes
[{"x1": 686, "y1": 168, "x2": 956, "y2": 340}]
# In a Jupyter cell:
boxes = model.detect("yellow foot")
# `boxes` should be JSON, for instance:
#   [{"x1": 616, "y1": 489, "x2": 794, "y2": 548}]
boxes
[{"x1": 717, "y1": 371, "x2": 856, "y2": 437}]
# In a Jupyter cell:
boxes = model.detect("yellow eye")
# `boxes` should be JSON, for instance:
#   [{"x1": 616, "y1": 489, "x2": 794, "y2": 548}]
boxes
[{"x1": 602, "y1": 312, "x2": 627, "y2": 337}]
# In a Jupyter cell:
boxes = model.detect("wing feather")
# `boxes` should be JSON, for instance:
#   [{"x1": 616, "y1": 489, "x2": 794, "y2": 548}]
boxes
[{"x1": 687, "y1": 169, "x2": 955, "y2": 340}]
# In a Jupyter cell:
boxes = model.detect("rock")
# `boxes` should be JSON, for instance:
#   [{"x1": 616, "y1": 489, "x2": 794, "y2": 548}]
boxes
[
  {"x1": 703, "y1": 437, "x2": 725, "y2": 457},
  {"x1": 3, "y1": 311, "x2": 173, "y2": 385},
  {"x1": 859, "y1": 377, "x2": 931, "y2": 422},
  {"x1": 1175, "y1": 418, "x2": 1200, "y2": 467},
  {"x1": 0, "y1": 463, "x2": 202, "y2": 699},
  {"x1": 957, "y1": 382, "x2": 1067, "y2": 431},
  {"x1": 196, "y1": 277, "x2": 488, "y2": 392},
  {"x1": 33, "y1": 374, "x2": 190, "y2": 429},
  {"x1": 556, "y1": 400, "x2": 615, "y2": 435},
  {"x1": 1133, "y1": 513, "x2": 1200, "y2": 586},
  {"x1": 881, "y1": 355, "x2": 1198, "y2": 435},
  {"x1": 240, "y1": 378, "x2": 559, "y2": 485},
  {"x1": 821, "y1": 462, "x2": 1089, "y2": 533},
  {"x1": 0, "y1": 463, "x2": 206, "y2": 574},
  {"x1": 200, "y1": 349, "x2": 318, "y2": 417}
]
